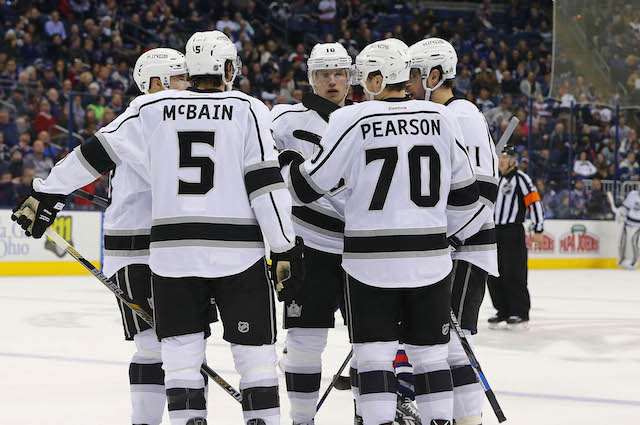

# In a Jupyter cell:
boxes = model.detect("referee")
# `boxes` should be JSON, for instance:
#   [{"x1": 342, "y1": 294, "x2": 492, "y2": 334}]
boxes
[{"x1": 487, "y1": 145, "x2": 544, "y2": 328}]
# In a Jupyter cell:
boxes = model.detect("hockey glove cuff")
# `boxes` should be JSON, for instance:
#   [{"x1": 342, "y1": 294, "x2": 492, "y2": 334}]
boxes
[
  {"x1": 11, "y1": 184, "x2": 67, "y2": 238},
  {"x1": 278, "y1": 149, "x2": 305, "y2": 169},
  {"x1": 271, "y1": 236, "x2": 306, "y2": 302}
]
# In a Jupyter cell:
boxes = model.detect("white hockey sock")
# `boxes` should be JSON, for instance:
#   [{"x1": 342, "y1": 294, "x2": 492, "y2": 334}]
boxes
[
  {"x1": 161, "y1": 332, "x2": 207, "y2": 425},
  {"x1": 353, "y1": 341, "x2": 398, "y2": 425},
  {"x1": 130, "y1": 329, "x2": 165, "y2": 425},
  {"x1": 232, "y1": 343, "x2": 280, "y2": 425},
  {"x1": 282, "y1": 328, "x2": 328, "y2": 423},
  {"x1": 447, "y1": 331, "x2": 483, "y2": 424},
  {"x1": 406, "y1": 343, "x2": 453, "y2": 423}
]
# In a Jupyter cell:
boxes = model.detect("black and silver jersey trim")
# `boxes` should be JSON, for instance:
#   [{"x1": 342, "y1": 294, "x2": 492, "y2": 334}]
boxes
[
  {"x1": 103, "y1": 228, "x2": 151, "y2": 257},
  {"x1": 343, "y1": 227, "x2": 449, "y2": 259},
  {"x1": 150, "y1": 216, "x2": 264, "y2": 249}
]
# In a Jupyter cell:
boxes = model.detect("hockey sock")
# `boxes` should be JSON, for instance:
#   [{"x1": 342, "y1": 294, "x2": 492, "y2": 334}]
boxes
[
  {"x1": 394, "y1": 346, "x2": 416, "y2": 400},
  {"x1": 447, "y1": 331, "x2": 483, "y2": 424},
  {"x1": 281, "y1": 328, "x2": 328, "y2": 423},
  {"x1": 232, "y1": 344, "x2": 280, "y2": 425},
  {"x1": 354, "y1": 341, "x2": 399, "y2": 425},
  {"x1": 161, "y1": 332, "x2": 207, "y2": 425},
  {"x1": 406, "y1": 343, "x2": 453, "y2": 423},
  {"x1": 130, "y1": 329, "x2": 165, "y2": 425},
  {"x1": 350, "y1": 357, "x2": 362, "y2": 417}
]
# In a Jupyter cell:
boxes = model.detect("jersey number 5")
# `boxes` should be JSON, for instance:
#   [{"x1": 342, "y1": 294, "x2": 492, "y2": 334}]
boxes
[
  {"x1": 178, "y1": 131, "x2": 215, "y2": 195},
  {"x1": 365, "y1": 145, "x2": 441, "y2": 210}
]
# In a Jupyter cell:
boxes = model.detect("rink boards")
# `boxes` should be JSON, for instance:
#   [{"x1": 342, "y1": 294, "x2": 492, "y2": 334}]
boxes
[{"x1": 0, "y1": 209, "x2": 631, "y2": 275}]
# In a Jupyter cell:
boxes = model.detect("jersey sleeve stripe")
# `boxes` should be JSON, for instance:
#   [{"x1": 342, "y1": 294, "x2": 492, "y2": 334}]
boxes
[
  {"x1": 104, "y1": 234, "x2": 150, "y2": 251},
  {"x1": 290, "y1": 162, "x2": 324, "y2": 203},
  {"x1": 451, "y1": 176, "x2": 476, "y2": 190},
  {"x1": 79, "y1": 135, "x2": 117, "y2": 175},
  {"x1": 292, "y1": 206, "x2": 345, "y2": 234},
  {"x1": 245, "y1": 166, "x2": 286, "y2": 201},
  {"x1": 267, "y1": 192, "x2": 291, "y2": 244},
  {"x1": 94, "y1": 132, "x2": 122, "y2": 166},
  {"x1": 447, "y1": 181, "x2": 480, "y2": 207},
  {"x1": 477, "y1": 180, "x2": 498, "y2": 204},
  {"x1": 74, "y1": 146, "x2": 102, "y2": 179},
  {"x1": 459, "y1": 227, "x2": 496, "y2": 246}
]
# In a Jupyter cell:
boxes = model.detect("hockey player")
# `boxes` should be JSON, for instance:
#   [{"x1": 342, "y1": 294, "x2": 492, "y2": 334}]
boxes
[
  {"x1": 617, "y1": 190, "x2": 640, "y2": 269},
  {"x1": 280, "y1": 38, "x2": 483, "y2": 425},
  {"x1": 407, "y1": 38, "x2": 499, "y2": 425},
  {"x1": 12, "y1": 31, "x2": 302, "y2": 425},
  {"x1": 270, "y1": 42, "x2": 352, "y2": 425},
  {"x1": 104, "y1": 47, "x2": 190, "y2": 425}
]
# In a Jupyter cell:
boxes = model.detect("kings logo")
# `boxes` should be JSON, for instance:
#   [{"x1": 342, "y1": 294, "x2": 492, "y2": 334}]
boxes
[
  {"x1": 287, "y1": 300, "x2": 302, "y2": 318},
  {"x1": 45, "y1": 216, "x2": 72, "y2": 258}
]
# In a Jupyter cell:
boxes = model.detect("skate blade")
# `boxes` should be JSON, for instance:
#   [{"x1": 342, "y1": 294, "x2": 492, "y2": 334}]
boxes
[
  {"x1": 507, "y1": 322, "x2": 530, "y2": 331},
  {"x1": 488, "y1": 322, "x2": 507, "y2": 330}
]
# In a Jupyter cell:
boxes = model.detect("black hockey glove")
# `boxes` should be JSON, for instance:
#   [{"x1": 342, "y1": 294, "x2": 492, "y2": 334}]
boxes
[
  {"x1": 270, "y1": 237, "x2": 306, "y2": 302},
  {"x1": 277, "y1": 149, "x2": 305, "y2": 169},
  {"x1": 11, "y1": 184, "x2": 66, "y2": 238}
]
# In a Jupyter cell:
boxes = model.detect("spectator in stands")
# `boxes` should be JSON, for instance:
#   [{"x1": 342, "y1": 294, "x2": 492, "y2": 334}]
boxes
[
  {"x1": 573, "y1": 151, "x2": 598, "y2": 177},
  {"x1": 601, "y1": 138, "x2": 619, "y2": 164},
  {"x1": 8, "y1": 88, "x2": 28, "y2": 118},
  {"x1": 475, "y1": 87, "x2": 495, "y2": 112},
  {"x1": 586, "y1": 178, "x2": 611, "y2": 219},
  {"x1": 618, "y1": 152, "x2": 639, "y2": 180},
  {"x1": 520, "y1": 72, "x2": 542, "y2": 98},
  {"x1": 0, "y1": 108, "x2": 19, "y2": 147},
  {"x1": 618, "y1": 116, "x2": 632, "y2": 141},
  {"x1": 14, "y1": 168, "x2": 35, "y2": 202},
  {"x1": 36, "y1": 131, "x2": 57, "y2": 159},
  {"x1": 8, "y1": 150, "x2": 23, "y2": 179},
  {"x1": 45, "y1": 11, "x2": 67, "y2": 40},
  {"x1": 536, "y1": 178, "x2": 557, "y2": 218},
  {"x1": 23, "y1": 140, "x2": 53, "y2": 180},
  {"x1": 0, "y1": 167, "x2": 17, "y2": 207},
  {"x1": 570, "y1": 179, "x2": 589, "y2": 218},
  {"x1": 34, "y1": 99, "x2": 57, "y2": 135},
  {"x1": 619, "y1": 128, "x2": 637, "y2": 154},
  {"x1": 0, "y1": 132, "x2": 9, "y2": 165}
]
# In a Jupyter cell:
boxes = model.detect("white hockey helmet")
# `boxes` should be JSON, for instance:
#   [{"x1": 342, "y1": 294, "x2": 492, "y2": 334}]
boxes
[
  {"x1": 185, "y1": 31, "x2": 241, "y2": 90},
  {"x1": 307, "y1": 42, "x2": 352, "y2": 86},
  {"x1": 133, "y1": 48, "x2": 188, "y2": 94},
  {"x1": 409, "y1": 37, "x2": 458, "y2": 99},
  {"x1": 354, "y1": 38, "x2": 411, "y2": 99}
]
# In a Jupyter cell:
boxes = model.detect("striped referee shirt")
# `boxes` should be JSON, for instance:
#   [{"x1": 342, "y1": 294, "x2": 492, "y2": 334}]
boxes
[{"x1": 494, "y1": 168, "x2": 544, "y2": 232}]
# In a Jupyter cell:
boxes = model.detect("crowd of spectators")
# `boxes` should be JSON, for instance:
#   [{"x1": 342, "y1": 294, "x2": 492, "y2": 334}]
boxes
[{"x1": 0, "y1": 0, "x2": 637, "y2": 218}]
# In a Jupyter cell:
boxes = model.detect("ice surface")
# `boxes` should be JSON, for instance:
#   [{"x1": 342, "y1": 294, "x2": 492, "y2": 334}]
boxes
[{"x1": 1, "y1": 269, "x2": 639, "y2": 424}]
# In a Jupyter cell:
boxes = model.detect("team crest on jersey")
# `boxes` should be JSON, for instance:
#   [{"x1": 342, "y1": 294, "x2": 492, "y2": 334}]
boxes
[
  {"x1": 442, "y1": 323, "x2": 450, "y2": 336},
  {"x1": 238, "y1": 321, "x2": 250, "y2": 333},
  {"x1": 287, "y1": 300, "x2": 302, "y2": 318},
  {"x1": 44, "y1": 215, "x2": 73, "y2": 258},
  {"x1": 501, "y1": 182, "x2": 513, "y2": 195}
]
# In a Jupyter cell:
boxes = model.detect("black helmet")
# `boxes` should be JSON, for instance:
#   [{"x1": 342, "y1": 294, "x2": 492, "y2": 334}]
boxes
[{"x1": 500, "y1": 145, "x2": 517, "y2": 157}]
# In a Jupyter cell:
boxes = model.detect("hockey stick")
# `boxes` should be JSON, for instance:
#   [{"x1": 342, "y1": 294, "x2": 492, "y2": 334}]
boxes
[
  {"x1": 607, "y1": 191, "x2": 619, "y2": 214},
  {"x1": 43, "y1": 227, "x2": 243, "y2": 403},
  {"x1": 316, "y1": 348, "x2": 354, "y2": 411},
  {"x1": 495, "y1": 116, "x2": 520, "y2": 154},
  {"x1": 71, "y1": 189, "x2": 111, "y2": 208},
  {"x1": 449, "y1": 310, "x2": 506, "y2": 423}
]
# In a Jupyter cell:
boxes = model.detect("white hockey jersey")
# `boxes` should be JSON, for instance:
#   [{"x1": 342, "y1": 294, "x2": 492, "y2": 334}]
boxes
[
  {"x1": 270, "y1": 94, "x2": 347, "y2": 254},
  {"x1": 35, "y1": 88, "x2": 295, "y2": 278},
  {"x1": 445, "y1": 97, "x2": 499, "y2": 277},
  {"x1": 285, "y1": 97, "x2": 482, "y2": 288},
  {"x1": 622, "y1": 190, "x2": 640, "y2": 227},
  {"x1": 101, "y1": 165, "x2": 152, "y2": 279}
]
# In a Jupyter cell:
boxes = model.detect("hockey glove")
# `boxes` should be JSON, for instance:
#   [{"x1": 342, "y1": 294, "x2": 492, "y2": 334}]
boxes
[
  {"x1": 277, "y1": 149, "x2": 305, "y2": 169},
  {"x1": 11, "y1": 183, "x2": 66, "y2": 238},
  {"x1": 270, "y1": 236, "x2": 305, "y2": 302}
]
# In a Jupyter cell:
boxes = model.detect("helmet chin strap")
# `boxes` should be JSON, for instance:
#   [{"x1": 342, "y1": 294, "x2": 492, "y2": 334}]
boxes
[
  {"x1": 422, "y1": 77, "x2": 444, "y2": 101},
  {"x1": 362, "y1": 80, "x2": 386, "y2": 101}
]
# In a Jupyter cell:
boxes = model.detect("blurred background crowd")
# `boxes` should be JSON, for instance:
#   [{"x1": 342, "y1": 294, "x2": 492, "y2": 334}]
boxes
[{"x1": 0, "y1": 0, "x2": 638, "y2": 219}]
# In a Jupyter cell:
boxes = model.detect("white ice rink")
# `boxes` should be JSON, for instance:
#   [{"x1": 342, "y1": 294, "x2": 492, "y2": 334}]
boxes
[{"x1": 1, "y1": 269, "x2": 639, "y2": 424}]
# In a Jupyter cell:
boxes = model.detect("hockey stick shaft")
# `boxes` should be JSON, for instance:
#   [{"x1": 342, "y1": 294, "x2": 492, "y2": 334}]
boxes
[
  {"x1": 449, "y1": 310, "x2": 506, "y2": 423},
  {"x1": 316, "y1": 348, "x2": 354, "y2": 411},
  {"x1": 607, "y1": 191, "x2": 619, "y2": 214},
  {"x1": 44, "y1": 227, "x2": 243, "y2": 403},
  {"x1": 495, "y1": 116, "x2": 520, "y2": 154},
  {"x1": 72, "y1": 189, "x2": 111, "y2": 208}
]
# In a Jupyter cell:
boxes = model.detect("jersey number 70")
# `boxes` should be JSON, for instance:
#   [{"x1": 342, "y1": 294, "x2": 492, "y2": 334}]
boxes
[{"x1": 365, "y1": 145, "x2": 441, "y2": 210}]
